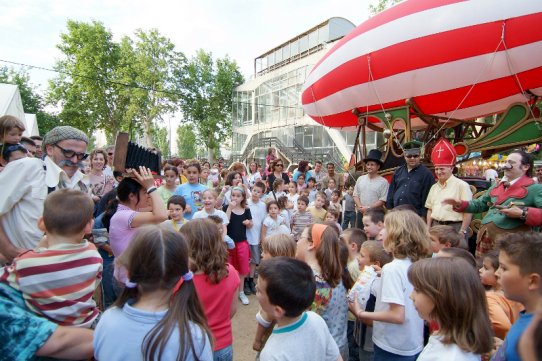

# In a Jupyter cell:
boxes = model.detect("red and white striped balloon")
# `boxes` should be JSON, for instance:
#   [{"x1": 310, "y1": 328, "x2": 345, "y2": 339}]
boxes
[{"x1": 301, "y1": 0, "x2": 542, "y2": 128}]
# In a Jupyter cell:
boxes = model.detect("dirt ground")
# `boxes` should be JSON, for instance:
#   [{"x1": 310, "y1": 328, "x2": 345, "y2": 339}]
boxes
[{"x1": 231, "y1": 291, "x2": 260, "y2": 361}]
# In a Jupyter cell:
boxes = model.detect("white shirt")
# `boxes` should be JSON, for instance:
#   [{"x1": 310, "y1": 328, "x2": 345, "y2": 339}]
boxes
[
  {"x1": 44, "y1": 156, "x2": 88, "y2": 191},
  {"x1": 417, "y1": 335, "x2": 480, "y2": 361},
  {"x1": 484, "y1": 168, "x2": 498, "y2": 182},
  {"x1": 353, "y1": 174, "x2": 389, "y2": 207},
  {"x1": 193, "y1": 209, "x2": 229, "y2": 225},
  {"x1": 0, "y1": 157, "x2": 47, "y2": 249},
  {"x1": 247, "y1": 199, "x2": 267, "y2": 245}
]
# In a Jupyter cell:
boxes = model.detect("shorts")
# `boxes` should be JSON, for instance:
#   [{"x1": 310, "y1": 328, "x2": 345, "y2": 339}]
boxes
[
  {"x1": 228, "y1": 240, "x2": 250, "y2": 276},
  {"x1": 249, "y1": 244, "x2": 261, "y2": 265}
]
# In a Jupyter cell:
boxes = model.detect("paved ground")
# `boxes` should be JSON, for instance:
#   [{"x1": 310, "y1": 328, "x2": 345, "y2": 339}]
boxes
[{"x1": 231, "y1": 291, "x2": 260, "y2": 361}]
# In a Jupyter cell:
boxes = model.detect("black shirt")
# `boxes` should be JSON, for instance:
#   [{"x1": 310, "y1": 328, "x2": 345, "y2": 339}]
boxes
[
  {"x1": 386, "y1": 164, "x2": 435, "y2": 217},
  {"x1": 266, "y1": 172, "x2": 290, "y2": 192},
  {"x1": 227, "y1": 208, "x2": 253, "y2": 242}
]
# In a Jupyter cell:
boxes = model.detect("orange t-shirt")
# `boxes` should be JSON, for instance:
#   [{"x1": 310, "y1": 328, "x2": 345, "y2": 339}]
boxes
[{"x1": 485, "y1": 291, "x2": 524, "y2": 340}]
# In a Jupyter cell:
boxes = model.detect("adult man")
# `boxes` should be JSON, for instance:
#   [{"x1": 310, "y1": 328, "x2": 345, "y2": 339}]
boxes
[
  {"x1": 386, "y1": 141, "x2": 435, "y2": 217},
  {"x1": 307, "y1": 160, "x2": 325, "y2": 185},
  {"x1": 353, "y1": 149, "x2": 389, "y2": 228},
  {"x1": 484, "y1": 166, "x2": 499, "y2": 183},
  {"x1": 20, "y1": 137, "x2": 37, "y2": 157},
  {"x1": 104, "y1": 145, "x2": 115, "y2": 177},
  {"x1": 29, "y1": 135, "x2": 43, "y2": 158},
  {"x1": 321, "y1": 162, "x2": 344, "y2": 191},
  {"x1": 444, "y1": 149, "x2": 542, "y2": 256},
  {"x1": 425, "y1": 138, "x2": 472, "y2": 241},
  {"x1": 533, "y1": 163, "x2": 542, "y2": 184},
  {"x1": 0, "y1": 125, "x2": 89, "y2": 262}
]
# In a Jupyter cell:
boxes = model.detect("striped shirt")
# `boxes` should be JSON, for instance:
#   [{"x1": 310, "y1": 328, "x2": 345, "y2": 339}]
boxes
[
  {"x1": 0, "y1": 241, "x2": 103, "y2": 327},
  {"x1": 291, "y1": 210, "x2": 314, "y2": 240}
]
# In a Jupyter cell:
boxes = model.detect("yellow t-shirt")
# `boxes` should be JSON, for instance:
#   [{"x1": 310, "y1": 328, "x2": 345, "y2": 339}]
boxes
[
  {"x1": 308, "y1": 206, "x2": 327, "y2": 222},
  {"x1": 425, "y1": 175, "x2": 472, "y2": 222}
]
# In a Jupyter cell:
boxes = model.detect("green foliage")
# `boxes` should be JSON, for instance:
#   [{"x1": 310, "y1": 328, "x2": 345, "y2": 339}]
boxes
[
  {"x1": 369, "y1": 0, "x2": 402, "y2": 16},
  {"x1": 177, "y1": 50, "x2": 244, "y2": 162},
  {"x1": 150, "y1": 125, "x2": 170, "y2": 158},
  {"x1": 176, "y1": 124, "x2": 198, "y2": 159}
]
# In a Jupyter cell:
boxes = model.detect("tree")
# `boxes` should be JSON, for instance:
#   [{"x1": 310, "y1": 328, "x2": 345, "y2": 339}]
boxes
[
  {"x1": 369, "y1": 0, "x2": 402, "y2": 16},
  {"x1": 176, "y1": 124, "x2": 198, "y2": 159},
  {"x1": 150, "y1": 124, "x2": 170, "y2": 159},
  {"x1": 178, "y1": 50, "x2": 244, "y2": 162}
]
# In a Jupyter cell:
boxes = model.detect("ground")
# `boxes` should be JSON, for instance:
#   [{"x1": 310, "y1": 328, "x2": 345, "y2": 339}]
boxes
[{"x1": 232, "y1": 291, "x2": 260, "y2": 361}]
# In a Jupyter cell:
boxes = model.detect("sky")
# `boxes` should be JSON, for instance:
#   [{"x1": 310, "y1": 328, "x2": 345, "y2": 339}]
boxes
[{"x1": 0, "y1": 0, "x2": 376, "y2": 93}]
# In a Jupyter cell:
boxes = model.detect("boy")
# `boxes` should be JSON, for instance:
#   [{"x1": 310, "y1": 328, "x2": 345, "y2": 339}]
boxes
[
  {"x1": 308, "y1": 191, "x2": 327, "y2": 222},
  {"x1": 246, "y1": 181, "x2": 267, "y2": 294},
  {"x1": 428, "y1": 225, "x2": 462, "y2": 255},
  {"x1": 163, "y1": 195, "x2": 187, "y2": 231},
  {"x1": 291, "y1": 195, "x2": 314, "y2": 241},
  {"x1": 2, "y1": 143, "x2": 29, "y2": 163},
  {"x1": 307, "y1": 177, "x2": 318, "y2": 203},
  {"x1": 342, "y1": 186, "x2": 356, "y2": 230},
  {"x1": 257, "y1": 257, "x2": 341, "y2": 361},
  {"x1": 492, "y1": 232, "x2": 542, "y2": 361},
  {"x1": 0, "y1": 189, "x2": 102, "y2": 328},
  {"x1": 362, "y1": 208, "x2": 385, "y2": 240}
]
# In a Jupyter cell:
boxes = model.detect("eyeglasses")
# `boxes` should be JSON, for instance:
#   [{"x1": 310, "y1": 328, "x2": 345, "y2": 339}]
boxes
[
  {"x1": 276, "y1": 164, "x2": 284, "y2": 167},
  {"x1": 405, "y1": 154, "x2": 420, "y2": 159},
  {"x1": 54, "y1": 144, "x2": 89, "y2": 160}
]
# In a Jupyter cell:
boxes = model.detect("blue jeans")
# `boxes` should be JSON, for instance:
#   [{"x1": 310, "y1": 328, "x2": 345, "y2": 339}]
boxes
[
  {"x1": 98, "y1": 247, "x2": 117, "y2": 309},
  {"x1": 342, "y1": 211, "x2": 356, "y2": 230},
  {"x1": 373, "y1": 345, "x2": 419, "y2": 361},
  {"x1": 347, "y1": 320, "x2": 359, "y2": 361},
  {"x1": 213, "y1": 344, "x2": 233, "y2": 361}
]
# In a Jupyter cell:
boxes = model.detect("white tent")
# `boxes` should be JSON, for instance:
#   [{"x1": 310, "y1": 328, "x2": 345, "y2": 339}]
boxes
[
  {"x1": 0, "y1": 83, "x2": 39, "y2": 136},
  {"x1": 24, "y1": 113, "x2": 39, "y2": 136}
]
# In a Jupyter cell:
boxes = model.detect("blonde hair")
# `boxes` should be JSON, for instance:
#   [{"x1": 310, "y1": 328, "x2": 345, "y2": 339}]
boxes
[
  {"x1": 90, "y1": 148, "x2": 109, "y2": 167},
  {"x1": 384, "y1": 210, "x2": 431, "y2": 261},
  {"x1": 0, "y1": 115, "x2": 25, "y2": 142},
  {"x1": 361, "y1": 240, "x2": 392, "y2": 267},
  {"x1": 408, "y1": 258, "x2": 493, "y2": 354},
  {"x1": 305, "y1": 224, "x2": 342, "y2": 287},
  {"x1": 429, "y1": 225, "x2": 461, "y2": 247},
  {"x1": 262, "y1": 234, "x2": 296, "y2": 258}
]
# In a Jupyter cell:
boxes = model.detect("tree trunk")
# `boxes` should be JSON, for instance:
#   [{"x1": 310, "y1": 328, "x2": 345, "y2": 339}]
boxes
[
  {"x1": 143, "y1": 118, "x2": 154, "y2": 148},
  {"x1": 207, "y1": 133, "x2": 214, "y2": 162}
]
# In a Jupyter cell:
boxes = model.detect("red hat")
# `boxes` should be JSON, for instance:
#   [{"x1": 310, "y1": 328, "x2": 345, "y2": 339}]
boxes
[{"x1": 431, "y1": 138, "x2": 457, "y2": 166}]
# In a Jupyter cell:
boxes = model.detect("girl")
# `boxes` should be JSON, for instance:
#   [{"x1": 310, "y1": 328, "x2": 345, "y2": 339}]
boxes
[
  {"x1": 94, "y1": 225, "x2": 213, "y2": 361},
  {"x1": 173, "y1": 162, "x2": 208, "y2": 220},
  {"x1": 163, "y1": 195, "x2": 187, "y2": 231},
  {"x1": 325, "y1": 178, "x2": 337, "y2": 201},
  {"x1": 296, "y1": 174, "x2": 307, "y2": 192},
  {"x1": 226, "y1": 186, "x2": 253, "y2": 306},
  {"x1": 408, "y1": 257, "x2": 493, "y2": 360},
  {"x1": 193, "y1": 189, "x2": 230, "y2": 236},
  {"x1": 296, "y1": 223, "x2": 349, "y2": 360},
  {"x1": 218, "y1": 171, "x2": 245, "y2": 211},
  {"x1": 264, "y1": 178, "x2": 286, "y2": 203},
  {"x1": 325, "y1": 208, "x2": 342, "y2": 234},
  {"x1": 286, "y1": 182, "x2": 299, "y2": 211},
  {"x1": 277, "y1": 196, "x2": 291, "y2": 229},
  {"x1": 200, "y1": 167, "x2": 213, "y2": 188},
  {"x1": 329, "y1": 190, "x2": 343, "y2": 216},
  {"x1": 180, "y1": 219, "x2": 240, "y2": 361},
  {"x1": 248, "y1": 161, "x2": 262, "y2": 187},
  {"x1": 0, "y1": 115, "x2": 25, "y2": 167},
  {"x1": 354, "y1": 210, "x2": 431, "y2": 361},
  {"x1": 88, "y1": 149, "x2": 116, "y2": 206},
  {"x1": 157, "y1": 165, "x2": 179, "y2": 208},
  {"x1": 261, "y1": 200, "x2": 290, "y2": 240},
  {"x1": 265, "y1": 148, "x2": 277, "y2": 176},
  {"x1": 479, "y1": 250, "x2": 523, "y2": 340}
]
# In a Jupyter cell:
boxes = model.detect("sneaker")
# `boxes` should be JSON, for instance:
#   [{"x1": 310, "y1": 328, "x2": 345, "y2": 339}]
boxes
[
  {"x1": 243, "y1": 279, "x2": 252, "y2": 295},
  {"x1": 249, "y1": 279, "x2": 257, "y2": 295},
  {"x1": 239, "y1": 291, "x2": 249, "y2": 305}
]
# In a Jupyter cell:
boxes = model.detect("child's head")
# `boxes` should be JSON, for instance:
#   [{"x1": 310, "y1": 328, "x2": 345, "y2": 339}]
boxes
[
  {"x1": 276, "y1": 195, "x2": 288, "y2": 211},
  {"x1": 116, "y1": 177, "x2": 148, "y2": 209},
  {"x1": 296, "y1": 174, "x2": 305, "y2": 185},
  {"x1": 200, "y1": 167, "x2": 209, "y2": 180},
  {"x1": 288, "y1": 181, "x2": 298, "y2": 194},
  {"x1": 437, "y1": 247, "x2": 477, "y2": 269},
  {"x1": 296, "y1": 224, "x2": 341, "y2": 288},
  {"x1": 408, "y1": 257, "x2": 493, "y2": 355},
  {"x1": 202, "y1": 189, "x2": 218, "y2": 209},
  {"x1": 358, "y1": 240, "x2": 392, "y2": 269},
  {"x1": 167, "y1": 195, "x2": 186, "y2": 222},
  {"x1": 262, "y1": 234, "x2": 296, "y2": 260},
  {"x1": 331, "y1": 190, "x2": 341, "y2": 202},
  {"x1": 180, "y1": 219, "x2": 228, "y2": 284},
  {"x1": 116, "y1": 225, "x2": 211, "y2": 358},
  {"x1": 207, "y1": 214, "x2": 224, "y2": 235},
  {"x1": 297, "y1": 196, "x2": 309, "y2": 212},
  {"x1": 251, "y1": 181, "x2": 266, "y2": 201},
  {"x1": 346, "y1": 186, "x2": 354, "y2": 195},
  {"x1": 429, "y1": 225, "x2": 461, "y2": 253},
  {"x1": 342, "y1": 228, "x2": 367, "y2": 255},
  {"x1": 383, "y1": 210, "x2": 431, "y2": 261},
  {"x1": 325, "y1": 208, "x2": 339, "y2": 223},
  {"x1": 314, "y1": 192, "x2": 327, "y2": 209},
  {"x1": 266, "y1": 200, "x2": 280, "y2": 217},
  {"x1": 300, "y1": 189, "x2": 310, "y2": 198},
  {"x1": 272, "y1": 179, "x2": 284, "y2": 193},
  {"x1": 163, "y1": 165, "x2": 179, "y2": 186},
  {"x1": 230, "y1": 186, "x2": 247, "y2": 208},
  {"x1": 307, "y1": 177, "x2": 316, "y2": 189},
  {"x1": 225, "y1": 171, "x2": 242, "y2": 186},
  {"x1": 479, "y1": 250, "x2": 499, "y2": 290},
  {"x1": 327, "y1": 178, "x2": 336, "y2": 189},
  {"x1": 496, "y1": 232, "x2": 542, "y2": 306},
  {"x1": 2, "y1": 143, "x2": 28, "y2": 163},
  {"x1": 362, "y1": 208, "x2": 385, "y2": 239},
  {"x1": 41, "y1": 189, "x2": 94, "y2": 237},
  {"x1": 0, "y1": 115, "x2": 25, "y2": 144},
  {"x1": 257, "y1": 257, "x2": 316, "y2": 319},
  {"x1": 185, "y1": 162, "x2": 201, "y2": 184}
]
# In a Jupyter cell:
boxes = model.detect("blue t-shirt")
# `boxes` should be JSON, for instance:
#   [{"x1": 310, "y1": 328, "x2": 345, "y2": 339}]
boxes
[
  {"x1": 491, "y1": 310, "x2": 533, "y2": 361},
  {"x1": 174, "y1": 183, "x2": 207, "y2": 220}
]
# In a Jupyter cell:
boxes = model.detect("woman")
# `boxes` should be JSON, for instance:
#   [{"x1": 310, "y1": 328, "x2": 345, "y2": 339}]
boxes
[
  {"x1": 266, "y1": 159, "x2": 290, "y2": 192},
  {"x1": 247, "y1": 161, "x2": 262, "y2": 187},
  {"x1": 88, "y1": 149, "x2": 116, "y2": 205},
  {"x1": 180, "y1": 219, "x2": 240, "y2": 361},
  {"x1": 293, "y1": 160, "x2": 310, "y2": 185},
  {"x1": 265, "y1": 148, "x2": 277, "y2": 176}
]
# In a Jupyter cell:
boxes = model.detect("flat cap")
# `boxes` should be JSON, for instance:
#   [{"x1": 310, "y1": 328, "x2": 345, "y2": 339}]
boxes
[{"x1": 42, "y1": 126, "x2": 89, "y2": 151}]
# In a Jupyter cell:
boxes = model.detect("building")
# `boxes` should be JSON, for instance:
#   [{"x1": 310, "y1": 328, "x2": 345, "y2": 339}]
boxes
[{"x1": 231, "y1": 17, "x2": 381, "y2": 170}]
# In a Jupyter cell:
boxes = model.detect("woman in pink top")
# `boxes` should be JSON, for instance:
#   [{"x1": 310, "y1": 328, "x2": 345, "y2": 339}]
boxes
[{"x1": 181, "y1": 218, "x2": 240, "y2": 361}]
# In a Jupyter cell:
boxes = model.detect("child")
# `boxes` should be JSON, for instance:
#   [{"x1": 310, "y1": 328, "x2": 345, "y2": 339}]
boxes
[
  {"x1": 296, "y1": 224, "x2": 349, "y2": 360},
  {"x1": 246, "y1": 181, "x2": 267, "y2": 295},
  {"x1": 2, "y1": 143, "x2": 28, "y2": 163},
  {"x1": 342, "y1": 186, "x2": 356, "y2": 230},
  {"x1": 355, "y1": 210, "x2": 431, "y2": 359},
  {"x1": 226, "y1": 186, "x2": 253, "y2": 306},
  {"x1": 408, "y1": 257, "x2": 493, "y2": 360},
  {"x1": 0, "y1": 115, "x2": 24, "y2": 146},
  {"x1": 1, "y1": 189, "x2": 102, "y2": 328},
  {"x1": 207, "y1": 214, "x2": 235, "y2": 250},
  {"x1": 362, "y1": 208, "x2": 385, "y2": 240},
  {"x1": 93, "y1": 225, "x2": 213, "y2": 360},
  {"x1": 277, "y1": 196, "x2": 291, "y2": 229},
  {"x1": 193, "y1": 189, "x2": 230, "y2": 236},
  {"x1": 329, "y1": 190, "x2": 343, "y2": 218},
  {"x1": 180, "y1": 219, "x2": 240, "y2": 360},
  {"x1": 173, "y1": 162, "x2": 207, "y2": 220},
  {"x1": 307, "y1": 177, "x2": 318, "y2": 203},
  {"x1": 479, "y1": 250, "x2": 523, "y2": 340},
  {"x1": 286, "y1": 181, "x2": 299, "y2": 212},
  {"x1": 296, "y1": 173, "x2": 307, "y2": 192},
  {"x1": 325, "y1": 208, "x2": 342, "y2": 234},
  {"x1": 492, "y1": 232, "x2": 542, "y2": 360},
  {"x1": 157, "y1": 165, "x2": 179, "y2": 208},
  {"x1": 261, "y1": 200, "x2": 290, "y2": 239},
  {"x1": 162, "y1": 195, "x2": 187, "y2": 231},
  {"x1": 290, "y1": 195, "x2": 314, "y2": 241},
  {"x1": 343, "y1": 228, "x2": 367, "y2": 282},
  {"x1": 324, "y1": 178, "x2": 337, "y2": 201},
  {"x1": 218, "y1": 171, "x2": 244, "y2": 210},
  {"x1": 307, "y1": 191, "x2": 327, "y2": 222},
  {"x1": 264, "y1": 179, "x2": 286, "y2": 203},
  {"x1": 257, "y1": 257, "x2": 341, "y2": 361},
  {"x1": 429, "y1": 225, "x2": 463, "y2": 255}
]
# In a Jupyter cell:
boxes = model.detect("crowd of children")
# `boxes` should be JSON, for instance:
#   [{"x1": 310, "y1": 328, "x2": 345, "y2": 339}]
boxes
[{"x1": 0, "y1": 139, "x2": 541, "y2": 361}]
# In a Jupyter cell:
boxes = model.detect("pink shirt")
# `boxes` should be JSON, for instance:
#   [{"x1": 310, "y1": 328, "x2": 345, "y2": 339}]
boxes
[
  {"x1": 193, "y1": 263, "x2": 240, "y2": 350},
  {"x1": 109, "y1": 204, "x2": 138, "y2": 257}
]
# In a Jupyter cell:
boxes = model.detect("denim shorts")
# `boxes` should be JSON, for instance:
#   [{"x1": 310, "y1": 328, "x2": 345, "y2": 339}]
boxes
[{"x1": 213, "y1": 344, "x2": 233, "y2": 361}]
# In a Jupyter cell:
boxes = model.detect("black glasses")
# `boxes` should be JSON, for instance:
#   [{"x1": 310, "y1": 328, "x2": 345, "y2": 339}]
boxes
[
  {"x1": 405, "y1": 154, "x2": 420, "y2": 159},
  {"x1": 54, "y1": 144, "x2": 89, "y2": 160},
  {"x1": 276, "y1": 164, "x2": 284, "y2": 167}
]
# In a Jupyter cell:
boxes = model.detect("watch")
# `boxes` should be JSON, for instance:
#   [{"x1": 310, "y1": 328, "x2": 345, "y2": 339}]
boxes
[{"x1": 520, "y1": 207, "x2": 528, "y2": 221}]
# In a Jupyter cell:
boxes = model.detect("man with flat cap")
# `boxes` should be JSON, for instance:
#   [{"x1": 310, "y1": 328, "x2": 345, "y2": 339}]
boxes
[
  {"x1": 0, "y1": 125, "x2": 90, "y2": 263},
  {"x1": 386, "y1": 140, "x2": 435, "y2": 217},
  {"x1": 353, "y1": 149, "x2": 389, "y2": 228}
]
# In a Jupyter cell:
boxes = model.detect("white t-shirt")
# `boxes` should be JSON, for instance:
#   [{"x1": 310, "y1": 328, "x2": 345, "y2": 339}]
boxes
[
  {"x1": 417, "y1": 335, "x2": 480, "y2": 361},
  {"x1": 247, "y1": 199, "x2": 267, "y2": 245},
  {"x1": 372, "y1": 258, "x2": 424, "y2": 356},
  {"x1": 262, "y1": 215, "x2": 290, "y2": 238},
  {"x1": 484, "y1": 168, "x2": 498, "y2": 182},
  {"x1": 260, "y1": 311, "x2": 340, "y2": 361},
  {"x1": 193, "y1": 209, "x2": 229, "y2": 226}
]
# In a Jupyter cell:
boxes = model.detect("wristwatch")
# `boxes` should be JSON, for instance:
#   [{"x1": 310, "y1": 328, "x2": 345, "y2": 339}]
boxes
[{"x1": 520, "y1": 207, "x2": 528, "y2": 221}]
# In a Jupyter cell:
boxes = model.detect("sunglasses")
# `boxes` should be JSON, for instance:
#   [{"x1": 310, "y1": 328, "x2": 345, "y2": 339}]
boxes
[
  {"x1": 405, "y1": 154, "x2": 420, "y2": 159},
  {"x1": 54, "y1": 144, "x2": 89, "y2": 161},
  {"x1": 276, "y1": 164, "x2": 284, "y2": 167}
]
